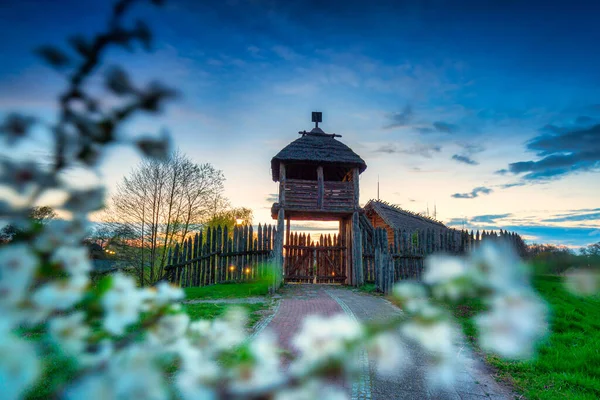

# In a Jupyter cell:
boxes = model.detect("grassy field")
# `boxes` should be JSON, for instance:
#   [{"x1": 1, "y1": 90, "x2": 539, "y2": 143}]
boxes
[{"x1": 454, "y1": 275, "x2": 600, "y2": 400}]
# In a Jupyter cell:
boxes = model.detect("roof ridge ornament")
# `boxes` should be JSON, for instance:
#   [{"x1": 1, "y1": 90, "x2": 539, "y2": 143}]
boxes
[{"x1": 298, "y1": 112, "x2": 342, "y2": 138}]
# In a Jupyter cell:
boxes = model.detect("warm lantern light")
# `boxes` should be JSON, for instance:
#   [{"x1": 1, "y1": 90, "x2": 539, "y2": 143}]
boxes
[
  {"x1": 245, "y1": 268, "x2": 250, "y2": 274},
  {"x1": 332, "y1": 272, "x2": 335, "y2": 276},
  {"x1": 229, "y1": 265, "x2": 235, "y2": 271}
]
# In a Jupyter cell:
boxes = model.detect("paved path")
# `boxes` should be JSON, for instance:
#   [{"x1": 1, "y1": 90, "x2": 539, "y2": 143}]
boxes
[{"x1": 258, "y1": 285, "x2": 515, "y2": 400}]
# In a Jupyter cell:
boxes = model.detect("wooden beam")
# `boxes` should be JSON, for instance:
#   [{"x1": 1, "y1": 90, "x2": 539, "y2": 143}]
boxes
[{"x1": 317, "y1": 165, "x2": 324, "y2": 210}]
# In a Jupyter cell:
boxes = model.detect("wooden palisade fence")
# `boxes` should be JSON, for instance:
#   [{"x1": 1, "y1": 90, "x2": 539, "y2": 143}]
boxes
[
  {"x1": 163, "y1": 224, "x2": 276, "y2": 287},
  {"x1": 365, "y1": 227, "x2": 527, "y2": 294}
]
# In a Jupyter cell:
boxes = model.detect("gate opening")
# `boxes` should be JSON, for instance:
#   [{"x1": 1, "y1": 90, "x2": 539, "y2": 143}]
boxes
[{"x1": 283, "y1": 222, "x2": 346, "y2": 284}]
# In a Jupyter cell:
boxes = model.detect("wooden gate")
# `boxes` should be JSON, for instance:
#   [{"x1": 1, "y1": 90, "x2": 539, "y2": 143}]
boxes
[{"x1": 284, "y1": 232, "x2": 346, "y2": 283}]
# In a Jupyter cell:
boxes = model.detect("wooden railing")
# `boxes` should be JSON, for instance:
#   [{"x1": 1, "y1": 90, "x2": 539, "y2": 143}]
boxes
[{"x1": 283, "y1": 179, "x2": 355, "y2": 211}]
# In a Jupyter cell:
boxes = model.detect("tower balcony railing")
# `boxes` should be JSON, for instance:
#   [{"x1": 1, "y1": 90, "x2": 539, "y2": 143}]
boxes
[{"x1": 282, "y1": 179, "x2": 355, "y2": 211}]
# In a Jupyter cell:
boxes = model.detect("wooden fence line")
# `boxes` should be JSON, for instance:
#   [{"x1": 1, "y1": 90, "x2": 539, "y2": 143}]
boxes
[
  {"x1": 365, "y1": 227, "x2": 527, "y2": 294},
  {"x1": 163, "y1": 224, "x2": 276, "y2": 287}
]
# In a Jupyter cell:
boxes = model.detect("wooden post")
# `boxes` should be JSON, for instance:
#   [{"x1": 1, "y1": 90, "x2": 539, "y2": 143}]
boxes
[
  {"x1": 272, "y1": 162, "x2": 286, "y2": 291},
  {"x1": 279, "y1": 163, "x2": 286, "y2": 205},
  {"x1": 317, "y1": 165, "x2": 324, "y2": 210},
  {"x1": 352, "y1": 167, "x2": 360, "y2": 209},
  {"x1": 352, "y1": 211, "x2": 364, "y2": 286}
]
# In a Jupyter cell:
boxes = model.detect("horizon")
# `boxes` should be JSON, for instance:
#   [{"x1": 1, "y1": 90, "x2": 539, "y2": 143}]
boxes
[{"x1": 1, "y1": 0, "x2": 599, "y2": 248}]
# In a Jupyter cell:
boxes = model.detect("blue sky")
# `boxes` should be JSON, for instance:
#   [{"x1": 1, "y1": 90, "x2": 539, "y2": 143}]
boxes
[{"x1": 1, "y1": 0, "x2": 599, "y2": 248}]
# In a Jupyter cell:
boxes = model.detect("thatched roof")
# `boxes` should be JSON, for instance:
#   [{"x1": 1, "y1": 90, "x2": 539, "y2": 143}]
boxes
[
  {"x1": 271, "y1": 127, "x2": 367, "y2": 181},
  {"x1": 364, "y1": 200, "x2": 448, "y2": 231}
]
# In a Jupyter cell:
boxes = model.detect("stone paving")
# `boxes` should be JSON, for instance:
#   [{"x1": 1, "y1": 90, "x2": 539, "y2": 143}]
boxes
[{"x1": 258, "y1": 284, "x2": 516, "y2": 400}]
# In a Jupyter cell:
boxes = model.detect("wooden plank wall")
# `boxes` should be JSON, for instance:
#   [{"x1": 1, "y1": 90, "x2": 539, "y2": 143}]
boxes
[{"x1": 164, "y1": 224, "x2": 275, "y2": 287}]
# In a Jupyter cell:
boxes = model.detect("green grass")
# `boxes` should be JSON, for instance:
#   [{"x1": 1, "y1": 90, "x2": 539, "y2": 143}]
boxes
[
  {"x1": 357, "y1": 283, "x2": 378, "y2": 294},
  {"x1": 182, "y1": 282, "x2": 274, "y2": 328},
  {"x1": 182, "y1": 302, "x2": 268, "y2": 328},
  {"x1": 184, "y1": 281, "x2": 270, "y2": 300},
  {"x1": 454, "y1": 276, "x2": 600, "y2": 400}
]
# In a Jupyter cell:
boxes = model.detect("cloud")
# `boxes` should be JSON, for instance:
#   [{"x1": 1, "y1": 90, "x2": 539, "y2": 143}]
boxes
[
  {"x1": 471, "y1": 213, "x2": 512, "y2": 223},
  {"x1": 271, "y1": 45, "x2": 301, "y2": 61},
  {"x1": 576, "y1": 115, "x2": 595, "y2": 124},
  {"x1": 503, "y1": 122, "x2": 600, "y2": 182},
  {"x1": 451, "y1": 186, "x2": 493, "y2": 199},
  {"x1": 542, "y1": 211, "x2": 600, "y2": 223},
  {"x1": 376, "y1": 143, "x2": 441, "y2": 158},
  {"x1": 384, "y1": 105, "x2": 412, "y2": 129},
  {"x1": 265, "y1": 193, "x2": 278, "y2": 203},
  {"x1": 433, "y1": 121, "x2": 459, "y2": 133},
  {"x1": 460, "y1": 143, "x2": 485, "y2": 154},
  {"x1": 451, "y1": 154, "x2": 478, "y2": 165},
  {"x1": 499, "y1": 182, "x2": 525, "y2": 189},
  {"x1": 414, "y1": 121, "x2": 460, "y2": 135}
]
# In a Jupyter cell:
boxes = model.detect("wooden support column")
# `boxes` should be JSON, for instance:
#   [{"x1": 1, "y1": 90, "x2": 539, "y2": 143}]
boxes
[
  {"x1": 273, "y1": 163, "x2": 286, "y2": 290},
  {"x1": 317, "y1": 165, "x2": 324, "y2": 210},
  {"x1": 344, "y1": 216, "x2": 353, "y2": 285},
  {"x1": 352, "y1": 167, "x2": 360, "y2": 210},
  {"x1": 285, "y1": 217, "x2": 291, "y2": 277},
  {"x1": 279, "y1": 163, "x2": 286, "y2": 205},
  {"x1": 352, "y1": 211, "x2": 364, "y2": 286}
]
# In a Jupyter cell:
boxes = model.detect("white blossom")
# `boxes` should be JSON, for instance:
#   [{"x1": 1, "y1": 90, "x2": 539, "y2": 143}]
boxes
[
  {"x1": 176, "y1": 359, "x2": 218, "y2": 400},
  {"x1": 392, "y1": 281, "x2": 429, "y2": 313},
  {"x1": 65, "y1": 374, "x2": 113, "y2": 400},
  {"x1": 0, "y1": 243, "x2": 38, "y2": 307},
  {"x1": 147, "y1": 313, "x2": 190, "y2": 346},
  {"x1": 402, "y1": 319, "x2": 456, "y2": 356},
  {"x1": 51, "y1": 246, "x2": 92, "y2": 277},
  {"x1": 80, "y1": 339, "x2": 113, "y2": 367},
  {"x1": 33, "y1": 218, "x2": 89, "y2": 252},
  {"x1": 32, "y1": 275, "x2": 89, "y2": 314},
  {"x1": 564, "y1": 268, "x2": 600, "y2": 296},
  {"x1": 108, "y1": 345, "x2": 168, "y2": 400},
  {"x1": 102, "y1": 273, "x2": 143, "y2": 335},
  {"x1": 49, "y1": 312, "x2": 90, "y2": 355},
  {"x1": 367, "y1": 332, "x2": 407, "y2": 376},
  {"x1": 275, "y1": 380, "x2": 348, "y2": 400},
  {"x1": 230, "y1": 331, "x2": 284, "y2": 392},
  {"x1": 468, "y1": 241, "x2": 529, "y2": 291},
  {"x1": 187, "y1": 307, "x2": 247, "y2": 353},
  {"x1": 423, "y1": 255, "x2": 469, "y2": 285},
  {"x1": 0, "y1": 333, "x2": 40, "y2": 400},
  {"x1": 140, "y1": 281, "x2": 185, "y2": 311},
  {"x1": 62, "y1": 187, "x2": 105, "y2": 213},
  {"x1": 476, "y1": 289, "x2": 548, "y2": 359},
  {"x1": 291, "y1": 314, "x2": 363, "y2": 375}
]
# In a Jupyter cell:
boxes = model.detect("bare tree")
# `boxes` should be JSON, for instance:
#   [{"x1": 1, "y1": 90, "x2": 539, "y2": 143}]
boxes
[{"x1": 108, "y1": 151, "x2": 226, "y2": 284}]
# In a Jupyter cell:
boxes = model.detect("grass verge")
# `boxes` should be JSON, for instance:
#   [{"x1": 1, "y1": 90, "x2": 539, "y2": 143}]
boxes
[
  {"x1": 184, "y1": 281, "x2": 270, "y2": 300},
  {"x1": 454, "y1": 275, "x2": 600, "y2": 400},
  {"x1": 182, "y1": 302, "x2": 269, "y2": 328}
]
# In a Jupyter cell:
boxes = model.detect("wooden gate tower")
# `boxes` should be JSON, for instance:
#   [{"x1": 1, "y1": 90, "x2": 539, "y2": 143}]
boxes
[{"x1": 270, "y1": 112, "x2": 367, "y2": 285}]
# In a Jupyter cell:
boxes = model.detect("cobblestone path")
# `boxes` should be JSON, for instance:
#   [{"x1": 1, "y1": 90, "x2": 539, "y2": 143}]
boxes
[{"x1": 257, "y1": 284, "x2": 515, "y2": 400}]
